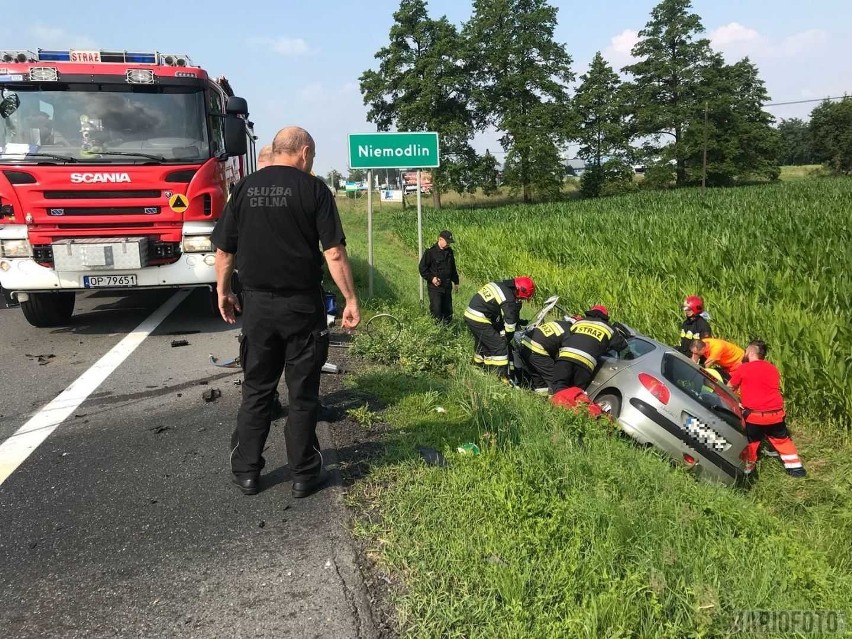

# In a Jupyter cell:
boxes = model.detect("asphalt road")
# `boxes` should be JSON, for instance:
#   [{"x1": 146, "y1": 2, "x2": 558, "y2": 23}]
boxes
[{"x1": 0, "y1": 289, "x2": 379, "y2": 638}]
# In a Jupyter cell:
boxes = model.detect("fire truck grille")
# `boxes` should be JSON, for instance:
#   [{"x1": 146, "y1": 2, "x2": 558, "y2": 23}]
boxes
[
  {"x1": 44, "y1": 190, "x2": 162, "y2": 199},
  {"x1": 47, "y1": 207, "x2": 160, "y2": 216}
]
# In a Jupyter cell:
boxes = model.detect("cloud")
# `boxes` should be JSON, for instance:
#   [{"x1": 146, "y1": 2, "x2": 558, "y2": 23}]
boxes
[
  {"x1": 602, "y1": 29, "x2": 639, "y2": 70},
  {"x1": 247, "y1": 36, "x2": 313, "y2": 57},
  {"x1": 710, "y1": 23, "x2": 829, "y2": 60},
  {"x1": 28, "y1": 24, "x2": 96, "y2": 49}
]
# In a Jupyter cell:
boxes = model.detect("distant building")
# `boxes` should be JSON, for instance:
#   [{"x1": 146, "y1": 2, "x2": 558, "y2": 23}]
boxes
[{"x1": 565, "y1": 158, "x2": 586, "y2": 176}]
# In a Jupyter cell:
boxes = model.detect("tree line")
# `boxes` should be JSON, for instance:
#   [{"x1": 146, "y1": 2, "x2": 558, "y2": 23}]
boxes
[{"x1": 354, "y1": 0, "x2": 852, "y2": 204}]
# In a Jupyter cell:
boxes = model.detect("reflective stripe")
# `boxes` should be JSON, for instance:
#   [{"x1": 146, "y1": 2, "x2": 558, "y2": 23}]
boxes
[
  {"x1": 522, "y1": 337, "x2": 549, "y2": 356},
  {"x1": 464, "y1": 308, "x2": 492, "y2": 324},
  {"x1": 473, "y1": 353, "x2": 484, "y2": 364},
  {"x1": 573, "y1": 319, "x2": 613, "y2": 339},
  {"x1": 534, "y1": 387, "x2": 550, "y2": 394},
  {"x1": 483, "y1": 355, "x2": 508, "y2": 366},
  {"x1": 484, "y1": 283, "x2": 506, "y2": 303},
  {"x1": 780, "y1": 454, "x2": 800, "y2": 461},
  {"x1": 505, "y1": 323, "x2": 517, "y2": 332},
  {"x1": 540, "y1": 321, "x2": 565, "y2": 337},
  {"x1": 783, "y1": 461, "x2": 803, "y2": 469},
  {"x1": 558, "y1": 347, "x2": 596, "y2": 369}
]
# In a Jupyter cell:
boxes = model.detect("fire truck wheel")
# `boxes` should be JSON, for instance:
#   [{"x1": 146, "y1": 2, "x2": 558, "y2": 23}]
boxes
[{"x1": 20, "y1": 292, "x2": 76, "y2": 327}]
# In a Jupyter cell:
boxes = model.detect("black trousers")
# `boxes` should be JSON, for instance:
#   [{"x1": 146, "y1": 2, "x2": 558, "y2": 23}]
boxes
[
  {"x1": 556, "y1": 361, "x2": 594, "y2": 392},
  {"x1": 231, "y1": 289, "x2": 329, "y2": 481},
  {"x1": 465, "y1": 318, "x2": 509, "y2": 376},
  {"x1": 519, "y1": 346, "x2": 554, "y2": 391},
  {"x1": 427, "y1": 285, "x2": 453, "y2": 323}
]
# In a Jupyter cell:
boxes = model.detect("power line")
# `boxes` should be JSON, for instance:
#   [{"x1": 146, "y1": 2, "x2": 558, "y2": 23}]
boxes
[{"x1": 764, "y1": 95, "x2": 849, "y2": 107}]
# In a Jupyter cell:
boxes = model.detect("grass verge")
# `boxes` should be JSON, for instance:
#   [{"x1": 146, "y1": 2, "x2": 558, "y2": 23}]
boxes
[{"x1": 334, "y1": 187, "x2": 852, "y2": 638}]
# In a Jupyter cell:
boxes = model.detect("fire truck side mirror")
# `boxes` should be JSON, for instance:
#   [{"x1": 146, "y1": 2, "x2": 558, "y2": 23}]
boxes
[
  {"x1": 223, "y1": 115, "x2": 248, "y2": 157},
  {"x1": 225, "y1": 97, "x2": 248, "y2": 116}
]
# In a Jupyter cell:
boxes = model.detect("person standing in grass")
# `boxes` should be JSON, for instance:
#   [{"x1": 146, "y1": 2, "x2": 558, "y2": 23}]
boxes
[
  {"x1": 464, "y1": 277, "x2": 536, "y2": 379},
  {"x1": 729, "y1": 339, "x2": 806, "y2": 477},
  {"x1": 678, "y1": 295, "x2": 712, "y2": 355},
  {"x1": 419, "y1": 230, "x2": 459, "y2": 324}
]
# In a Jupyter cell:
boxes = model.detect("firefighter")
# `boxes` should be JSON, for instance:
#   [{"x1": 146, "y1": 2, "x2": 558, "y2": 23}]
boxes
[
  {"x1": 558, "y1": 305, "x2": 628, "y2": 390},
  {"x1": 690, "y1": 337, "x2": 744, "y2": 381},
  {"x1": 729, "y1": 339, "x2": 806, "y2": 477},
  {"x1": 418, "y1": 230, "x2": 459, "y2": 324},
  {"x1": 678, "y1": 295, "x2": 712, "y2": 355},
  {"x1": 464, "y1": 277, "x2": 536, "y2": 378},
  {"x1": 518, "y1": 318, "x2": 578, "y2": 393}
]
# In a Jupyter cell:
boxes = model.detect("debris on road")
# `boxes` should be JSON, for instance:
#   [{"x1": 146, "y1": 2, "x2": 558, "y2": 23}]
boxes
[
  {"x1": 170, "y1": 339, "x2": 190, "y2": 348},
  {"x1": 150, "y1": 425, "x2": 170, "y2": 434},
  {"x1": 167, "y1": 330, "x2": 201, "y2": 336},
  {"x1": 25, "y1": 353, "x2": 55, "y2": 365},
  {"x1": 202, "y1": 388, "x2": 222, "y2": 402}
]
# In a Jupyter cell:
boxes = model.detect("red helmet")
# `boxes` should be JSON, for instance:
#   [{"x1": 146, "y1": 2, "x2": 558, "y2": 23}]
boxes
[
  {"x1": 513, "y1": 276, "x2": 536, "y2": 300},
  {"x1": 588, "y1": 304, "x2": 609, "y2": 320},
  {"x1": 682, "y1": 295, "x2": 704, "y2": 314}
]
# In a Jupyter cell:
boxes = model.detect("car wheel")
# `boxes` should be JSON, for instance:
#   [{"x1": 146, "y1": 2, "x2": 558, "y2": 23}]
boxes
[{"x1": 596, "y1": 393, "x2": 621, "y2": 418}]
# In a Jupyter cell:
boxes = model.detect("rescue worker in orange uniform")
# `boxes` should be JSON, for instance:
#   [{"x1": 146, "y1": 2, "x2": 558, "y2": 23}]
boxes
[
  {"x1": 558, "y1": 305, "x2": 628, "y2": 390},
  {"x1": 690, "y1": 337, "x2": 744, "y2": 381},
  {"x1": 464, "y1": 277, "x2": 536, "y2": 379},
  {"x1": 678, "y1": 295, "x2": 712, "y2": 355},
  {"x1": 728, "y1": 339, "x2": 806, "y2": 477}
]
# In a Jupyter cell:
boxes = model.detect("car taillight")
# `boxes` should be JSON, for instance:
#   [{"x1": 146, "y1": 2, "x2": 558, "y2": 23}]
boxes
[
  {"x1": 638, "y1": 372, "x2": 670, "y2": 405},
  {"x1": 683, "y1": 453, "x2": 697, "y2": 466}
]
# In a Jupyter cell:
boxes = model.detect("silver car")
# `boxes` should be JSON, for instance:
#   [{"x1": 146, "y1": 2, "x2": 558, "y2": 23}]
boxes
[{"x1": 513, "y1": 296, "x2": 749, "y2": 486}]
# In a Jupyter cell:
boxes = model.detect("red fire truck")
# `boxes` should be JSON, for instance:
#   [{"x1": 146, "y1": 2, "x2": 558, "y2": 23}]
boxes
[{"x1": 0, "y1": 49, "x2": 255, "y2": 326}]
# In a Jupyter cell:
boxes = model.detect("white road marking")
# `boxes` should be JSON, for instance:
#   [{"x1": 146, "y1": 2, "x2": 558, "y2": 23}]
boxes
[{"x1": 0, "y1": 289, "x2": 192, "y2": 486}]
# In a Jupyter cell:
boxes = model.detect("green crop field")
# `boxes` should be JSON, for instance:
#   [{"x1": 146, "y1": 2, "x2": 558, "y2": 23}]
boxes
[
  {"x1": 385, "y1": 178, "x2": 852, "y2": 437},
  {"x1": 335, "y1": 177, "x2": 852, "y2": 638}
]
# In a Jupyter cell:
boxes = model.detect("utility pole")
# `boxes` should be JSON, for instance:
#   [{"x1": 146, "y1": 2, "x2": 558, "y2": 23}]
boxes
[{"x1": 702, "y1": 102, "x2": 708, "y2": 192}]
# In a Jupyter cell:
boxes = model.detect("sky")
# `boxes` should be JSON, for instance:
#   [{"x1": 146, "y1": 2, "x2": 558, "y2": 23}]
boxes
[{"x1": 4, "y1": 0, "x2": 850, "y2": 176}]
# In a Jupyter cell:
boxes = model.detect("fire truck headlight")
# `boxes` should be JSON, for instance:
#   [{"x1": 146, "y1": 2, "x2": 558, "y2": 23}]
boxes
[
  {"x1": 182, "y1": 235, "x2": 213, "y2": 253},
  {"x1": 0, "y1": 239, "x2": 32, "y2": 258}
]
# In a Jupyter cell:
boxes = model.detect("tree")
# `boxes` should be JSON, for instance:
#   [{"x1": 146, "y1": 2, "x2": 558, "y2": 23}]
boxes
[
  {"x1": 573, "y1": 52, "x2": 629, "y2": 196},
  {"x1": 777, "y1": 118, "x2": 814, "y2": 166},
  {"x1": 809, "y1": 97, "x2": 852, "y2": 175},
  {"x1": 681, "y1": 55, "x2": 779, "y2": 185},
  {"x1": 326, "y1": 169, "x2": 343, "y2": 190},
  {"x1": 464, "y1": 0, "x2": 574, "y2": 202},
  {"x1": 625, "y1": 0, "x2": 713, "y2": 186},
  {"x1": 347, "y1": 169, "x2": 367, "y2": 182},
  {"x1": 360, "y1": 0, "x2": 476, "y2": 208}
]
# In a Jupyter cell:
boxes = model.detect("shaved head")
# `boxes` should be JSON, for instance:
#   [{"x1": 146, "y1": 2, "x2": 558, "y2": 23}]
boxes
[
  {"x1": 270, "y1": 126, "x2": 316, "y2": 174},
  {"x1": 272, "y1": 126, "x2": 315, "y2": 156},
  {"x1": 257, "y1": 144, "x2": 273, "y2": 169}
]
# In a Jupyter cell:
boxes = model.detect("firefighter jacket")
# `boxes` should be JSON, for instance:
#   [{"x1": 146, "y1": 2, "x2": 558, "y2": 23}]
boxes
[
  {"x1": 419, "y1": 244, "x2": 459, "y2": 289},
  {"x1": 520, "y1": 319, "x2": 577, "y2": 358},
  {"x1": 679, "y1": 314, "x2": 712, "y2": 354},
  {"x1": 561, "y1": 313, "x2": 628, "y2": 372},
  {"x1": 464, "y1": 280, "x2": 522, "y2": 334}
]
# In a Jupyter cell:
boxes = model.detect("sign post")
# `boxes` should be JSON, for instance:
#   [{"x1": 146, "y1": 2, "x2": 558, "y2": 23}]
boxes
[{"x1": 347, "y1": 132, "x2": 440, "y2": 301}]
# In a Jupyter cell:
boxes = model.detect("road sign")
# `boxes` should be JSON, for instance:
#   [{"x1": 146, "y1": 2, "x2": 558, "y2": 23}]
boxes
[{"x1": 348, "y1": 132, "x2": 440, "y2": 169}]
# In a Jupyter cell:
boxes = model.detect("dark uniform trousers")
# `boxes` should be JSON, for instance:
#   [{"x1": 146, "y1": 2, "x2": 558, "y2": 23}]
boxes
[
  {"x1": 518, "y1": 348, "x2": 594, "y2": 392},
  {"x1": 465, "y1": 318, "x2": 510, "y2": 376},
  {"x1": 428, "y1": 284, "x2": 453, "y2": 324},
  {"x1": 231, "y1": 289, "x2": 329, "y2": 481}
]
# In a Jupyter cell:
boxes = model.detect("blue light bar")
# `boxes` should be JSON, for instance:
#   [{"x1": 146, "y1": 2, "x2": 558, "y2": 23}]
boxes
[
  {"x1": 36, "y1": 50, "x2": 70, "y2": 61},
  {"x1": 125, "y1": 52, "x2": 157, "y2": 64}
]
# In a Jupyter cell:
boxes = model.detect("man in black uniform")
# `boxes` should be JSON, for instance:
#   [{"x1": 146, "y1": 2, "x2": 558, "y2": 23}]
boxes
[
  {"x1": 463, "y1": 277, "x2": 536, "y2": 378},
  {"x1": 678, "y1": 295, "x2": 712, "y2": 355},
  {"x1": 418, "y1": 229, "x2": 459, "y2": 324},
  {"x1": 559, "y1": 305, "x2": 628, "y2": 390},
  {"x1": 518, "y1": 317, "x2": 578, "y2": 393},
  {"x1": 212, "y1": 126, "x2": 360, "y2": 498}
]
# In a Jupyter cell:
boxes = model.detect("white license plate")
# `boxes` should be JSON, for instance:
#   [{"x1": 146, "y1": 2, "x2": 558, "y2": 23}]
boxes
[{"x1": 83, "y1": 275, "x2": 138, "y2": 288}]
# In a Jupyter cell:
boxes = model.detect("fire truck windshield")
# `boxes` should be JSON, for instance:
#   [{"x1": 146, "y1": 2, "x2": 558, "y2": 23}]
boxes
[{"x1": 0, "y1": 84, "x2": 210, "y2": 163}]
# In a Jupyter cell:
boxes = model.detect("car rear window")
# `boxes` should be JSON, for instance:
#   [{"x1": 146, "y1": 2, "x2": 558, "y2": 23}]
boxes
[
  {"x1": 609, "y1": 337, "x2": 656, "y2": 361},
  {"x1": 661, "y1": 354, "x2": 743, "y2": 429}
]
